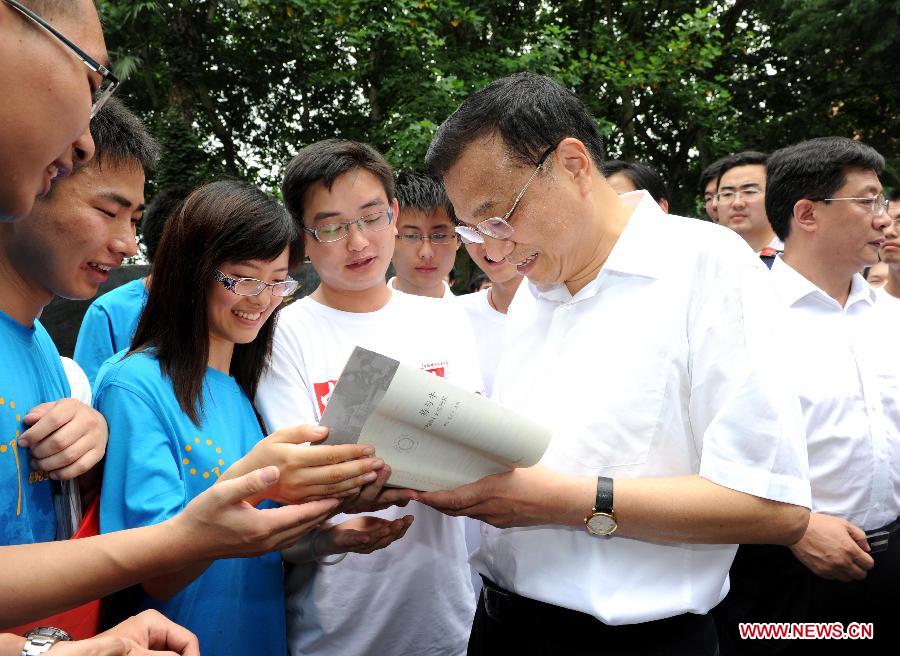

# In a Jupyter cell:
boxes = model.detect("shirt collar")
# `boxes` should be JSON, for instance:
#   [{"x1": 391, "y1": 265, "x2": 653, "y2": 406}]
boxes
[
  {"x1": 529, "y1": 190, "x2": 666, "y2": 303},
  {"x1": 771, "y1": 256, "x2": 876, "y2": 310}
]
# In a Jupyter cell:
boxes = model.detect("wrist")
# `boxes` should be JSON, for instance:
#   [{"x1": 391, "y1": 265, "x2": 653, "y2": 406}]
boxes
[
  {"x1": 563, "y1": 475, "x2": 598, "y2": 527},
  {"x1": 0, "y1": 634, "x2": 26, "y2": 656}
]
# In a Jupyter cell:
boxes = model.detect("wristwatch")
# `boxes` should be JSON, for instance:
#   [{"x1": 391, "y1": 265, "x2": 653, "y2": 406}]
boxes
[
  {"x1": 584, "y1": 476, "x2": 618, "y2": 536},
  {"x1": 21, "y1": 627, "x2": 72, "y2": 655}
]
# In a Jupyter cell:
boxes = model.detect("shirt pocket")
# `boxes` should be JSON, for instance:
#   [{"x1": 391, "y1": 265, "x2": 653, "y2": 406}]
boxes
[{"x1": 544, "y1": 349, "x2": 671, "y2": 472}]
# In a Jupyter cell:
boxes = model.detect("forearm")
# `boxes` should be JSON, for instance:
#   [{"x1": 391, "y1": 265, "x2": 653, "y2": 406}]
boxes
[
  {"x1": 0, "y1": 517, "x2": 203, "y2": 627},
  {"x1": 141, "y1": 560, "x2": 212, "y2": 602},
  {"x1": 607, "y1": 474, "x2": 809, "y2": 545},
  {"x1": 0, "y1": 634, "x2": 26, "y2": 654}
]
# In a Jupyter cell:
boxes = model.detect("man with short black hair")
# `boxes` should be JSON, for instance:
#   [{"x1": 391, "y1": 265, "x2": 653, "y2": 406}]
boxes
[
  {"x1": 74, "y1": 183, "x2": 192, "y2": 383},
  {"x1": 602, "y1": 159, "x2": 669, "y2": 213},
  {"x1": 699, "y1": 157, "x2": 727, "y2": 223},
  {"x1": 420, "y1": 72, "x2": 810, "y2": 655},
  {"x1": 389, "y1": 170, "x2": 461, "y2": 298},
  {"x1": 716, "y1": 151, "x2": 783, "y2": 264},
  {"x1": 717, "y1": 136, "x2": 899, "y2": 653}
]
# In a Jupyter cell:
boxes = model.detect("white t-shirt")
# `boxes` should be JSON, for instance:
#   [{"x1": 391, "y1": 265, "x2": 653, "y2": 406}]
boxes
[
  {"x1": 474, "y1": 191, "x2": 810, "y2": 625},
  {"x1": 772, "y1": 260, "x2": 900, "y2": 530},
  {"x1": 454, "y1": 289, "x2": 506, "y2": 398},
  {"x1": 256, "y1": 290, "x2": 481, "y2": 656},
  {"x1": 388, "y1": 276, "x2": 455, "y2": 298}
]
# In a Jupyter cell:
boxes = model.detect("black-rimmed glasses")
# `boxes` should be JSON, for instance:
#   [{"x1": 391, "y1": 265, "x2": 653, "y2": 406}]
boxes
[
  {"x1": 4, "y1": 0, "x2": 119, "y2": 118},
  {"x1": 810, "y1": 193, "x2": 890, "y2": 217},
  {"x1": 303, "y1": 207, "x2": 394, "y2": 244},
  {"x1": 455, "y1": 145, "x2": 556, "y2": 245},
  {"x1": 213, "y1": 270, "x2": 298, "y2": 297}
]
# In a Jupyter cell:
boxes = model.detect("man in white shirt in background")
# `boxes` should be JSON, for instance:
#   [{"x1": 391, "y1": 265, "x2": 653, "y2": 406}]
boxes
[
  {"x1": 256, "y1": 139, "x2": 482, "y2": 656},
  {"x1": 716, "y1": 151, "x2": 784, "y2": 266},
  {"x1": 717, "y1": 136, "x2": 899, "y2": 653},
  {"x1": 388, "y1": 170, "x2": 460, "y2": 298},
  {"x1": 874, "y1": 191, "x2": 900, "y2": 312},
  {"x1": 420, "y1": 72, "x2": 811, "y2": 655}
]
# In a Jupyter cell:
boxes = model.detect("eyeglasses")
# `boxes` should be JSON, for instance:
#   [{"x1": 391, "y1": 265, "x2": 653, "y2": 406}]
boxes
[
  {"x1": 213, "y1": 270, "x2": 298, "y2": 297},
  {"x1": 303, "y1": 208, "x2": 394, "y2": 244},
  {"x1": 4, "y1": 0, "x2": 119, "y2": 118},
  {"x1": 810, "y1": 193, "x2": 890, "y2": 217},
  {"x1": 455, "y1": 145, "x2": 556, "y2": 245},
  {"x1": 715, "y1": 187, "x2": 763, "y2": 205},
  {"x1": 396, "y1": 232, "x2": 459, "y2": 245}
]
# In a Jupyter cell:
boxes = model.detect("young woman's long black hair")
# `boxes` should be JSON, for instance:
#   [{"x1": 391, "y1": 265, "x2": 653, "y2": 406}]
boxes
[{"x1": 131, "y1": 180, "x2": 302, "y2": 425}]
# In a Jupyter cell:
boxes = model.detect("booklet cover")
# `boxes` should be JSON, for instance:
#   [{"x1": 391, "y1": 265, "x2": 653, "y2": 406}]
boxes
[{"x1": 320, "y1": 346, "x2": 553, "y2": 491}]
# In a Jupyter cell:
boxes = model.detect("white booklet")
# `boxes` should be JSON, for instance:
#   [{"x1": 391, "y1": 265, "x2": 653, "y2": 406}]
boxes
[{"x1": 320, "y1": 347, "x2": 553, "y2": 492}]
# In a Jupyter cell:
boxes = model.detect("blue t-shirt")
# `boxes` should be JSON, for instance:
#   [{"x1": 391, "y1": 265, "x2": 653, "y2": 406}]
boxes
[
  {"x1": 74, "y1": 278, "x2": 148, "y2": 383},
  {"x1": 0, "y1": 309, "x2": 70, "y2": 546},
  {"x1": 96, "y1": 351, "x2": 285, "y2": 656}
]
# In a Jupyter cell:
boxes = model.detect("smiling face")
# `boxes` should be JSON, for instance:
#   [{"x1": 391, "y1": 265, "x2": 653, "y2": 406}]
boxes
[
  {"x1": 302, "y1": 168, "x2": 398, "y2": 307},
  {"x1": 812, "y1": 168, "x2": 888, "y2": 272},
  {"x1": 2, "y1": 162, "x2": 144, "y2": 308},
  {"x1": 444, "y1": 136, "x2": 597, "y2": 289},
  {"x1": 391, "y1": 207, "x2": 460, "y2": 297},
  {"x1": 0, "y1": 0, "x2": 107, "y2": 221},
  {"x1": 206, "y1": 250, "x2": 290, "y2": 353}
]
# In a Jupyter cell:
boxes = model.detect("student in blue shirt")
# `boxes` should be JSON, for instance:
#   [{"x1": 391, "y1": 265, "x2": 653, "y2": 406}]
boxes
[
  {"x1": 96, "y1": 180, "x2": 408, "y2": 655},
  {"x1": 74, "y1": 185, "x2": 191, "y2": 383}
]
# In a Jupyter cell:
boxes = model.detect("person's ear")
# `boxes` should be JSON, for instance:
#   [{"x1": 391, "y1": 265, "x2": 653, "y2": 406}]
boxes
[
  {"x1": 793, "y1": 198, "x2": 817, "y2": 234},
  {"x1": 555, "y1": 138, "x2": 593, "y2": 197}
]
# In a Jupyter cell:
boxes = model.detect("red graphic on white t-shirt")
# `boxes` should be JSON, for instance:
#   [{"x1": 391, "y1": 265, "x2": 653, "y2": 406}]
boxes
[
  {"x1": 314, "y1": 363, "x2": 445, "y2": 414},
  {"x1": 313, "y1": 380, "x2": 337, "y2": 414}
]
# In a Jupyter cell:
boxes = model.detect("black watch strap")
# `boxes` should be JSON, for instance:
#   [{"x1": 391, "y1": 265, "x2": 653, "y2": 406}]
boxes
[{"x1": 594, "y1": 476, "x2": 614, "y2": 513}]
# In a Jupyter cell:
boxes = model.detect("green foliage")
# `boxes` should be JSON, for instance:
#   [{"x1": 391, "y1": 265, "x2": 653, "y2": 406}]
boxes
[{"x1": 97, "y1": 0, "x2": 899, "y2": 228}]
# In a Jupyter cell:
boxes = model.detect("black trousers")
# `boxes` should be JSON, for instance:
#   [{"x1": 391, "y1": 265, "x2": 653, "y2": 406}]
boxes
[
  {"x1": 715, "y1": 530, "x2": 899, "y2": 656},
  {"x1": 468, "y1": 577, "x2": 719, "y2": 656}
]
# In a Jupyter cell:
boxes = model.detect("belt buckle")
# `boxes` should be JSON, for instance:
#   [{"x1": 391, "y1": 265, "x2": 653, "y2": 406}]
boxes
[
  {"x1": 867, "y1": 529, "x2": 890, "y2": 554},
  {"x1": 483, "y1": 584, "x2": 511, "y2": 622}
]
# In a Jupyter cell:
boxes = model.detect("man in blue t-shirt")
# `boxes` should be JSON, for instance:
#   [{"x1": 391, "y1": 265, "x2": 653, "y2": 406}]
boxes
[
  {"x1": 0, "y1": 96, "x2": 159, "y2": 549},
  {"x1": 74, "y1": 185, "x2": 190, "y2": 383}
]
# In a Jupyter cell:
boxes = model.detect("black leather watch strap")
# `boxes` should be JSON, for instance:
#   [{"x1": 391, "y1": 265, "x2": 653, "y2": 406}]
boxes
[{"x1": 594, "y1": 476, "x2": 614, "y2": 513}]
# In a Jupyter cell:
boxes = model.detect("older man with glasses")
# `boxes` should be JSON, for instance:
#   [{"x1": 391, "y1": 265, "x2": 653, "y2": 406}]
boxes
[{"x1": 419, "y1": 73, "x2": 812, "y2": 655}]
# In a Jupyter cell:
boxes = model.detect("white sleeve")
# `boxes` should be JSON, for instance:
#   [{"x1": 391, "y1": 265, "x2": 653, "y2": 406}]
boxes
[
  {"x1": 690, "y1": 243, "x2": 810, "y2": 507},
  {"x1": 60, "y1": 356, "x2": 92, "y2": 405},
  {"x1": 255, "y1": 323, "x2": 319, "y2": 432}
]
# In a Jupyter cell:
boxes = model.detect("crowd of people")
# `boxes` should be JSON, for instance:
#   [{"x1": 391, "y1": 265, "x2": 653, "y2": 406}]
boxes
[{"x1": 1, "y1": 1, "x2": 897, "y2": 655}]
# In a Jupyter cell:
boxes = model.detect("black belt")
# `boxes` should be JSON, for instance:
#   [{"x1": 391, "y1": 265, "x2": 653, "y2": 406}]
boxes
[
  {"x1": 865, "y1": 516, "x2": 900, "y2": 553},
  {"x1": 480, "y1": 576, "x2": 710, "y2": 634}
]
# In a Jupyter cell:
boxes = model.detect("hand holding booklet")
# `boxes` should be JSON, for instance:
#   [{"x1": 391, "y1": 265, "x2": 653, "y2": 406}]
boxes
[{"x1": 320, "y1": 347, "x2": 553, "y2": 492}]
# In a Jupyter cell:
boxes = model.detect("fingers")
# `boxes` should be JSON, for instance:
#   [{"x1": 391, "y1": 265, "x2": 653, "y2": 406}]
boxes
[
  {"x1": 267, "y1": 424, "x2": 330, "y2": 445},
  {"x1": 846, "y1": 522, "x2": 872, "y2": 553},
  {"x1": 215, "y1": 466, "x2": 282, "y2": 505},
  {"x1": 44, "y1": 447, "x2": 105, "y2": 480},
  {"x1": 135, "y1": 609, "x2": 200, "y2": 656},
  {"x1": 19, "y1": 400, "x2": 77, "y2": 450},
  {"x1": 277, "y1": 458, "x2": 385, "y2": 502},
  {"x1": 53, "y1": 637, "x2": 129, "y2": 655}
]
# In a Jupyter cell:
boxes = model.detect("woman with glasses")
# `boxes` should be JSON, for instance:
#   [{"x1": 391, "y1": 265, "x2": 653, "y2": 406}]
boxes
[{"x1": 93, "y1": 180, "x2": 403, "y2": 655}]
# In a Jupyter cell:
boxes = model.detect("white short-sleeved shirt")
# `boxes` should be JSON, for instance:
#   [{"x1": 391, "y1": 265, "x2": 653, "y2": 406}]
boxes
[
  {"x1": 60, "y1": 356, "x2": 91, "y2": 404},
  {"x1": 454, "y1": 289, "x2": 506, "y2": 397},
  {"x1": 771, "y1": 258, "x2": 900, "y2": 531},
  {"x1": 472, "y1": 191, "x2": 811, "y2": 626},
  {"x1": 256, "y1": 290, "x2": 482, "y2": 656},
  {"x1": 388, "y1": 276, "x2": 454, "y2": 298}
]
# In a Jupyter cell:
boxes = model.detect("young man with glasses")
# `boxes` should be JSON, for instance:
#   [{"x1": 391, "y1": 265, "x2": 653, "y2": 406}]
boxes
[
  {"x1": 0, "y1": 0, "x2": 115, "y2": 222},
  {"x1": 389, "y1": 171, "x2": 461, "y2": 299},
  {"x1": 256, "y1": 139, "x2": 485, "y2": 656},
  {"x1": 716, "y1": 151, "x2": 784, "y2": 266},
  {"x1": 418, "y1": 73, "x2": 811, "y2": 655},
  {"x1": 716, "y1": 136, "x2": 898, "y2": 654},
  {"x1": 873, "y1": 190, "x2": 900, "y2": 308}
]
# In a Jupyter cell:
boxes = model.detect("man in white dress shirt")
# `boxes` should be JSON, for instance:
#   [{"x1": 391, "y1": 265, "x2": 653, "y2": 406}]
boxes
[
  {"x1": 717, "y1": 136, "x2": 899, "y2": 653},
  {"x1": 716, "y1": 151, "x2": 784, "y2": 267},
  {"x1": 419, "y1": 73, "x2": 811, "y2": 655}
]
